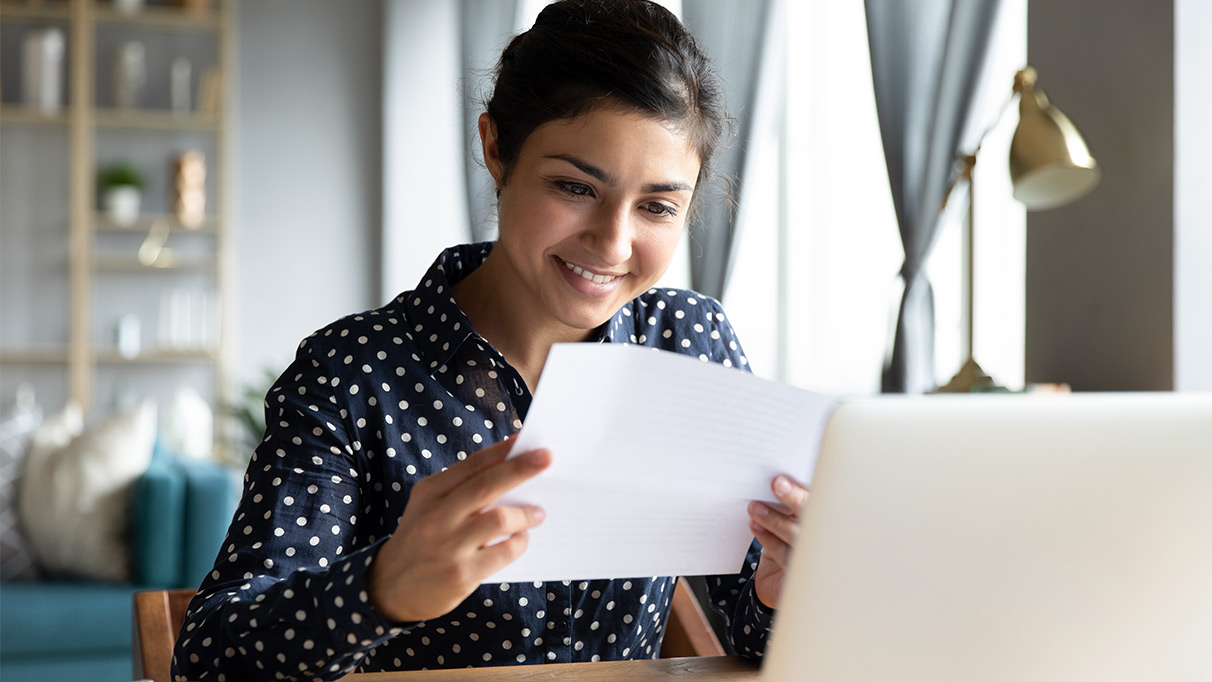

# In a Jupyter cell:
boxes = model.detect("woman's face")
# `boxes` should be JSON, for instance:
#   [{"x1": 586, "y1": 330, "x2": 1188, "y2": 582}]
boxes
[{"x1": 481, "y1": 106, "x2": 701, "y2": 335}]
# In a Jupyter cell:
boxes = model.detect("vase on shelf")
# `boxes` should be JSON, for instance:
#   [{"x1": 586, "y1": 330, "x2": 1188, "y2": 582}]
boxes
[
  {"x1": 113, "y1": 0, "x2": 146, "y2": 14},
  {"x1": 21, "y1": 27, "x2": 65, "y2": 115},
  {"x1": 171, "y1": 58, "x2": 192, "y2": 113},
  {"x1": 112, "y1": 41, "x2": 146, "y2": 109}
]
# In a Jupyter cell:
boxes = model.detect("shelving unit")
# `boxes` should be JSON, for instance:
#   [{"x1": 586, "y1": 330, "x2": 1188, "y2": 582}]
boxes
[
  {"x1": 0, "y1": 104, "x2": 70, "y2": 124},
  {"x1": 0, "y1": 0, "x2": 234, "y2": 442}
]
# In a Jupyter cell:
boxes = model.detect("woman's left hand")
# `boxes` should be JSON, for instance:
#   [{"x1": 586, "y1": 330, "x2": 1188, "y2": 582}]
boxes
[{"x1": 748, "y1": 475, "x2": 809, "y2": 610}]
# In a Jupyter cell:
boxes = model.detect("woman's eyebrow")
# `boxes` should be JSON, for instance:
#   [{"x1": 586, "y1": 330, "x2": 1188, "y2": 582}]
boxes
[
  {"x1": 545, "y1": 154, "x2": 692, "y2": 194},
  {"x1": 546, "y1": 154, "x2": 616, "y2": 185},
  {"x1": 642, "y1": 180, "x2": 694, "y2": 194}
]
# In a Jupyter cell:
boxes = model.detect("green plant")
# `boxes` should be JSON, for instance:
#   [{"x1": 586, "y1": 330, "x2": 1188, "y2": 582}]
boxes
[
  {"x1": 97, "y1": 161, "x2": 145, "y2": 190},
  {"x1": 225, "y1": 367, "x2": 280, "y2": 460}
]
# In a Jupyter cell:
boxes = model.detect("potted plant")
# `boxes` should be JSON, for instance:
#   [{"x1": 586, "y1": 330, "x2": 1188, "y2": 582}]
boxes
[{"x1": 98, "y1": 161, "x2": 144, "y2": 226}]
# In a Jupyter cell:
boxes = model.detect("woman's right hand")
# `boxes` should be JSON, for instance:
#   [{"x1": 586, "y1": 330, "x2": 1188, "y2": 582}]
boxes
[{"x1": 367, "y1": 437, "x2": 551, "y2": 623}]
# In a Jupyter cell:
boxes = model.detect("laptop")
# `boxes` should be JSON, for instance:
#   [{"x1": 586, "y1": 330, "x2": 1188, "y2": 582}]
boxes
[{"x1": 761, "y1": 393, "x2": 1212, "y2": 682}]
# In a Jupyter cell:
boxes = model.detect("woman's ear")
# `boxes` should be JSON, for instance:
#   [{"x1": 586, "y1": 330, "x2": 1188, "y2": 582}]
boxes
[{"x1": 479, "y1": 113, "x2": 505, "y2": 188}]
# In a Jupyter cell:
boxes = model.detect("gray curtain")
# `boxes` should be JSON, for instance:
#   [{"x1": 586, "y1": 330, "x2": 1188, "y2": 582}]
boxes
[
  {"x1": 460, "y1": 0, "x2": 518, "y2": 243},
  {"x1": 682, "y1": 0, "x2": 775, "y2": 302},
  {"x1": 865, "y1": 0, "x2": 1003, "y2": 393}
]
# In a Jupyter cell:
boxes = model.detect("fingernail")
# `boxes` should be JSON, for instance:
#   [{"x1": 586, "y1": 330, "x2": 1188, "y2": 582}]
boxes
[
  {"x1": 530, "y1": 507, "x2": 546, "y2": 524},
  {"x1": 774, "y1": 476, "x2": 792, "y2": 496},
  {"x1": 750, "y1": 501, "x2": 769, "y2": 517},
  {"x1": 524, "y1": 450, "x2": 548, "y2": 466}
]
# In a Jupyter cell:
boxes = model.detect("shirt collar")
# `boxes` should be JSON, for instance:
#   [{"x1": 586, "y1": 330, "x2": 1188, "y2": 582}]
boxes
[
  {"x1": 399, "y1": 242, "x2": 492, "y2": 374},
  {"x1": 398, "y1": 242, "x2": 635, "y2": 371},
  {"x1": 597, "y1": 306, "x2": 629, "y2": 344}
]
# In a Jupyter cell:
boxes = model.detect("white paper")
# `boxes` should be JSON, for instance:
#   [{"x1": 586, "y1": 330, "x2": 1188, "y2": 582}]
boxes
[{"x1": 486, "y1": 343, "x2": 836, "y2": 584}]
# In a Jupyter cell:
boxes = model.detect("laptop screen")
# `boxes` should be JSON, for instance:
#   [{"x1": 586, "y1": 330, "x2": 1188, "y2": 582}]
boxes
[{"x1": 762, "y1": 393, "x2": 1212, "y2": 682}]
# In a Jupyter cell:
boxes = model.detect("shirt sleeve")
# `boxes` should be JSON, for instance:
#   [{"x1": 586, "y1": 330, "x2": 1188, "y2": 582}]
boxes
[
  {"x1": 171, "y1": 334, "x2": 413, "y2": 682},
  {"x1": 701, "y1": 298, "x2": 777, "y2": 660}
]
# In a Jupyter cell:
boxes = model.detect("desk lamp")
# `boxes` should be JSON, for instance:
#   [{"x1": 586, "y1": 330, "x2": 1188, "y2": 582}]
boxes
[{"x1": 937, "y1": 66, "x2": 1100, "y2": 393}]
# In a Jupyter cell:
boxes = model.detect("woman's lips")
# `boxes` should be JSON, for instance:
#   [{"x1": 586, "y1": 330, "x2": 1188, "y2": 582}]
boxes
[
  {"x1": 555, "y1": 256, "x2": 624, "y2": 295},
  {"x1": 562, "y1": 259, "x2": 620, "y2": 284}
]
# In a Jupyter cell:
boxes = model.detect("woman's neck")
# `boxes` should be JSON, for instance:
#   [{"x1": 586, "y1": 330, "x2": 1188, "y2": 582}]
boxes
[{"x1": 451, "y1": 250, "x2": 593, "y2": 393}]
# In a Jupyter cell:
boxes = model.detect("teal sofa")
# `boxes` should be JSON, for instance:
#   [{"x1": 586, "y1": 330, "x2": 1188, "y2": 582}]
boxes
[{"x1": 0, "y1": 451, "x2": 238, "y2": 682}]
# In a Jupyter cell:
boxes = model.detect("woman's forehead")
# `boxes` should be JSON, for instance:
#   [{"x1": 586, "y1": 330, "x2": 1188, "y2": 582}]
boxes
[{"x1": 521, "y1": 107, "x2": 702, "y2": 185}]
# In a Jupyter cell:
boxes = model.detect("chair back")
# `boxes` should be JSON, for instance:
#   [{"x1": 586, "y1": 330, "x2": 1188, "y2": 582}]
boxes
[
  {"x1": 133, "y1": 588, "x2": 196, "y2": 682},
  {"x1": 135, "y1": 578, "x2": 721, "y2": 677},
  {"x1": 660, "y1": 577, "x2": 727, "y2": 658}
]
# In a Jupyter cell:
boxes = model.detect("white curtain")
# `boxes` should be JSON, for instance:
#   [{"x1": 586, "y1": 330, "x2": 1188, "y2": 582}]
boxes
[{"x1": 865, "y1": 0, "x2": 1005, "y2": 393}]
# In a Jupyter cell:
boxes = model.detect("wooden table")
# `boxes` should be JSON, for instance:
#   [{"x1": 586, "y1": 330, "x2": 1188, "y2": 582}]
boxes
[{"x1": 337, "y1": 656, "x2": 760, "y2": 681}]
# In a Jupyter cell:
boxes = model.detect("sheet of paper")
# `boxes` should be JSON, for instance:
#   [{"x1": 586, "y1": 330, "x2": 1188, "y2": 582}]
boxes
[{"x1": 486, "y1": 343, "x2": 835, "y2": 584}]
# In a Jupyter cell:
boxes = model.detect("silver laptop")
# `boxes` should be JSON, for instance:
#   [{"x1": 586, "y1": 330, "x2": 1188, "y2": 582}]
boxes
[{"x1": 762, "y1": 393, "x2": 1212, "y2": 682}]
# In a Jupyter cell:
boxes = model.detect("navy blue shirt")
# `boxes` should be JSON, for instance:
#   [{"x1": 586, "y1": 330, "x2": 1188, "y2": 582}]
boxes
[{"x1": 173, "y1": 243, "x2": 774, "y2": 681}]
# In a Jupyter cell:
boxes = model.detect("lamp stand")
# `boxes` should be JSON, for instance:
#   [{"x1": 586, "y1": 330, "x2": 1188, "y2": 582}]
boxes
[{"x1": 936, "y1": 154, "x2": 1006, "y2": 393}]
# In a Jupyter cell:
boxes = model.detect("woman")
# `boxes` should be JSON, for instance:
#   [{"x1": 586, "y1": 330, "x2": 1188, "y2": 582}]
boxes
[{"x1": 173, "y1": 1, "x2": 807, "y2": 679}]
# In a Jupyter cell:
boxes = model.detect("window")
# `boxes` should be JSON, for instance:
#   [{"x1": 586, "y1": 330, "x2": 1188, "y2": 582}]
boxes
[{"x1": 724, "y1": 0, "x2": 1026, "y2": 396}]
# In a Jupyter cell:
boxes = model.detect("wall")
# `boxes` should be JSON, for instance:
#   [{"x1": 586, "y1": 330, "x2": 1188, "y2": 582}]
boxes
[
  {"x1": 1175, "y1": 0, "x2": 1212, "y2": 391},
  {"x1": 1025, "y1": 0, "x2": 1175, "y2": 390},
  {"x1": 234, "y1": 0, "x2": 383, "y2": 387},
  {"x1": 380, "y1": 0, "x2": 470, "y2": 301}
]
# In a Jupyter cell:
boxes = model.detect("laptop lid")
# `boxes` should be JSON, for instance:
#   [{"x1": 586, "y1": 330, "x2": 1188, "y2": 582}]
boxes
[{"x1": 762, "y1": 393, "x2": 1212, "y2": 682}]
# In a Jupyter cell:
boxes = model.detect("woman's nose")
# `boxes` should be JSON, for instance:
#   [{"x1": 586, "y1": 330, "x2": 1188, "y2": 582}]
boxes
[{"x1": 583, "y1": 204, "x2": 633, "y2": 265}]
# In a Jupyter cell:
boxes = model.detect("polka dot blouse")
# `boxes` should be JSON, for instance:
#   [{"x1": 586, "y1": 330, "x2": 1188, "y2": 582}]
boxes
[{"x1": 172, "y1": 243, "x2": 775, "y2": 681}]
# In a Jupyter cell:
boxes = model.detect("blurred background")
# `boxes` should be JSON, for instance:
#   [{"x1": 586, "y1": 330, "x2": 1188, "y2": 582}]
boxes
[{"x1": 0, "y1": 0, "x2": 1208, "y2": 679}]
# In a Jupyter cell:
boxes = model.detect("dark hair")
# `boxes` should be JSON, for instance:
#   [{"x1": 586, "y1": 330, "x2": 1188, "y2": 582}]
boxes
[{"x1": 484, "y1": 0, "x2": 731, "y2": 205}]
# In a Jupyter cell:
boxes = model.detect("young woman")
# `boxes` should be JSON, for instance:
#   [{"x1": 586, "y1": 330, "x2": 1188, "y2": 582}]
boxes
[{"x1": 173, "y1": 1, "x2": 807, "y2": 679}]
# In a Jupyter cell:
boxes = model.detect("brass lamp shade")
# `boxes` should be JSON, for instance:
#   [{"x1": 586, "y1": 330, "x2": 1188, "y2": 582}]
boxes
[{"x1": 1009, "y1": 66, "x2": 1101, "y2": 211}]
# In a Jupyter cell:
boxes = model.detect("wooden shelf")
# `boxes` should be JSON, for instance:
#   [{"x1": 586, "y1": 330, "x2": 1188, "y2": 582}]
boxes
[
  {"x1": 0, "y1": 3, "x2": 72, "y2": 21},
  {"x1": 0, "y1": 106, "x2": 71, "y2": 126},
  {"x1": 3, "y1": 0, "x2": 232, "y2": 417},
  {"x1": 0, "y1": 2, "x2": 215, "y2": 28},
  {"x1": 93, "y1": 5, "x2": 219, "y2": 31},
  {"x1": 94, "y1": 212, "x2": 219, "y2": 234},
  {"x1": 94, "y1": 346, "x2": 220, "y2": 364},
  {"x1": 93, "y1": 254, "x2": 216, "y2": 272},
  {"x1": 93, "y1": 107, "x2": 218, "y2": 131},
  {"x1": 0, "y1": 346, "x2": 71, "y2": 364}
]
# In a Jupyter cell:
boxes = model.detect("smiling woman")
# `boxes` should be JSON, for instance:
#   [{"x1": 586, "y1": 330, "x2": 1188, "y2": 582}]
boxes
[
  {"x1": 172, "y1": 1, "x2": 805, "y2": 680},
  {"x1": 454, "y1": 107, "x2": 702, "y2": 389}
]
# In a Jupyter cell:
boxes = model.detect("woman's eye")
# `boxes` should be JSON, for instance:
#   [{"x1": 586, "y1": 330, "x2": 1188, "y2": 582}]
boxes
[
  {"x1": 643, "y1": 202, "x2": 677, "y2": 217},
  {"x1": 558, "y1": 181, "x2": 593, "y2": 197}
]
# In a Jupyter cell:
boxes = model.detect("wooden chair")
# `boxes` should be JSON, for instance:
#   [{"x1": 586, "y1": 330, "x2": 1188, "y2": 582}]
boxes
[
  {"x1": 133, "y1": 578, "x2": 723, "y2": 679},
  {"x1": 660, "y1": 577, "x2": 727, "y2": 658},
  {"x1": 133, "y1": 588, "x2": 197, "y2": 682}
]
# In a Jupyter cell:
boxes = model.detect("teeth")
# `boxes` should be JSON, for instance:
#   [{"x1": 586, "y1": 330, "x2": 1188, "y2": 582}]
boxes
[{"x1": 564, "y1": 260, "x2": 617, "y2": 284}]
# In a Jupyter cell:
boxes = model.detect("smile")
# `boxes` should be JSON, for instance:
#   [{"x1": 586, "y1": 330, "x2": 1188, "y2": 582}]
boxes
[{"x1": 563, "y1": 260, "x2": 620, "y2": 285}]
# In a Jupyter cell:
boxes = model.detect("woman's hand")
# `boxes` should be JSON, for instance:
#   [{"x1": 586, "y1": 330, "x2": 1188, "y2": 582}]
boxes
[
  {"x1": 748, "y1": 475, "x2": 809, "y2": 610},
  {"x1": 367, "y1": 437, "x2": 551, "y2": 623}
]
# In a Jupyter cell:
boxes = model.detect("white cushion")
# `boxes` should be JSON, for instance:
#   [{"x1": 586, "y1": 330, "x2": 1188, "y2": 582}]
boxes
[
  {"x1": 0, "y1": 394, "x2": 44, "y2": 580},
  {"x1": 20, "y1": 400, "x2": 156, "y2": 582}
]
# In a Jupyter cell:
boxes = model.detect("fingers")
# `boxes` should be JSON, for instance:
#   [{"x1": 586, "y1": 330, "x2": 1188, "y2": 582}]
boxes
[
  {"x1": 419, "y1": 436, "x2": 516, "y2": 498},
  {"x1": 748, "y1": 474, "x2": 809, "y2": 569},
  {"x1": 466, "y1": 504, "x2": 546, "y2": 548},
  {"x1": 750, "y1": 520, "x2": 791, "y2": 567},
  {"x1": 772, "y1": 475, "x2": 809, "y2": 512},
  {"x1": 749, "y1": 500, "x2": 798, "y2": 548},
  {"x1": 444, "y1": 447, "x2": 552, "y2": 514},
  {"x1": 474, "y1": 529, "x2": 531, "y2": 577}
]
